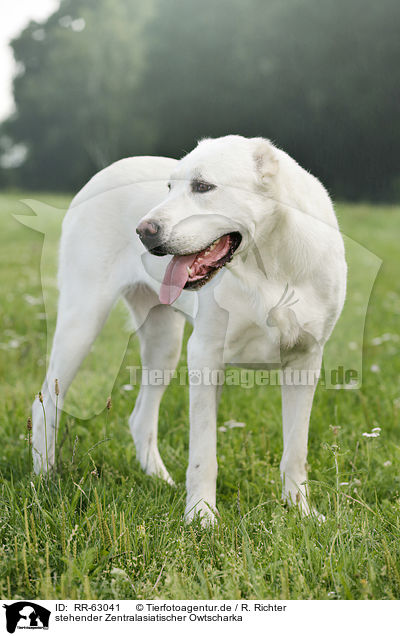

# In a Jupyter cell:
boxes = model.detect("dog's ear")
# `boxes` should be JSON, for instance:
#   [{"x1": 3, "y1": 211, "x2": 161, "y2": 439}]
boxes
[{"x1": 253, "y1": 138, "x2": 279, "y2": 183}]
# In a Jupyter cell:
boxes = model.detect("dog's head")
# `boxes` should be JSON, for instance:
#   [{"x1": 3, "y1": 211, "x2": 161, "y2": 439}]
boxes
[{"x1": 136, "y1": 135, "x2": 280, "y2": 304}]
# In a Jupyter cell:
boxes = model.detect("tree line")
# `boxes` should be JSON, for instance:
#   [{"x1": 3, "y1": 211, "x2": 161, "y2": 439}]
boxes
[{"x1": 1, "y1": 0, "x2": 399, "y2": 200}]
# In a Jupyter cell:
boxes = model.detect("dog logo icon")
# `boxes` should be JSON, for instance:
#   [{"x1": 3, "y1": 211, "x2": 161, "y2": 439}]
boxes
[{"x1": 3, "y1": 602, "x2": 50, "y2": 633}]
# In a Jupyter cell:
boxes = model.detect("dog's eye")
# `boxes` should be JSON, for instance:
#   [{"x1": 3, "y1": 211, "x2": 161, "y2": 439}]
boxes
[{"x1": 191, "y1": 180, "x2": 216, "y2": 193}]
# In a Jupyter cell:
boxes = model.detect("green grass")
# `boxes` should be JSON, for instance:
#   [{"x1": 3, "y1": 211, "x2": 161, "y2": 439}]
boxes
[{"x1": 1, "y1": 191, "x2": 400, "y2": 600}]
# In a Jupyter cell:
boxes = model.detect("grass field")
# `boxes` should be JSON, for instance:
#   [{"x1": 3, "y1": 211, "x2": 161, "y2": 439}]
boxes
[{"x1": 0, "y1": 191, "x2": 400, "y2": 600}]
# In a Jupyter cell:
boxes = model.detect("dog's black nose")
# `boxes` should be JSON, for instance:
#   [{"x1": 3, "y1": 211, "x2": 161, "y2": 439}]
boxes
[
  {"x1": 136, "y1": 220, "x2": 162, "y2": 250},
  {"x1": 136, "y1": 219, "x2": 160, "y2": 239}
]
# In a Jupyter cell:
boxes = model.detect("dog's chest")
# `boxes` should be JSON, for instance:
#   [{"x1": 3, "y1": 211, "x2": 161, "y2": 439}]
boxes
[
  {"x1": 222, "y1": 310, "x2": 282, "y2": 367},
  {"x1": 212, "y1": 272, "x2": 285, "y2": 367}
]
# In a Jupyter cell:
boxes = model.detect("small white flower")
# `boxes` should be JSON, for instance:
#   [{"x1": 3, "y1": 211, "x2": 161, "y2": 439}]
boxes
[
  {"x1": 383, "y1": 461, "x2": 392, "y2": 468},
  {"x1": 111, "y1": 567, "x2": 129, "y2": 579},
  {"x1": 223, "y1": 419, "x2": 246, "y2": 429},
  {"x1": 59, "y1": 16, "x2": 73, "y2": 28},
  {"x1": 379, "y1": 333, "x2": 398, "y2": 343},
  {"x1": 32, "y1": 29, "x2": 45, "y2": 41},
  {"x1": 339, "y1": 482, "x2": 349, "y2": 486},
  {"x1": 71, "y1": 18, "x2": 86, "y2": 32},
  {"x1": 121, "y1": 384, "x2": 134, "y2": 391},
  {"x1": 373, "y1": 333, "x2": 400, "y2": 345},
  {"x1": 218, "y1": 426, "x2": 227, "y2": 432},
  {"x1": 370, "y1": 364, "x2": 380, "y2": 373},
  {"x1": 362, "y1": 430, "x2": 380, "y2": 438},
  {"x1": 23, "y1": 294, "x2": 42, "y2": 305}
]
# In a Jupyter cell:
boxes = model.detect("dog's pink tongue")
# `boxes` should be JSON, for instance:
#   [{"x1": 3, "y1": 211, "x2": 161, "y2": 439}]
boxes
[{"x1": 159, "y1": 253, "x2": 197, "y2": 305}]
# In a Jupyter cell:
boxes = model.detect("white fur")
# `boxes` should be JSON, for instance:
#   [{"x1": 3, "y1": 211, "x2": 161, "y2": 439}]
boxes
[{"x1": 32, "y1": 136, "x2": 346, "y2": 524}]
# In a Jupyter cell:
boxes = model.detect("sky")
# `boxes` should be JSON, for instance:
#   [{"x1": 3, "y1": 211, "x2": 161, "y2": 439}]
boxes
[{"x1": 0, "y1": 0, "x2": 59, "y2": 122}]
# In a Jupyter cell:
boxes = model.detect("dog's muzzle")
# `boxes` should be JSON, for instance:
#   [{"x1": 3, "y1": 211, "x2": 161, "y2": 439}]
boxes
[{"x1": 136, "y1": 220, "x2": 167, "y2": 255}]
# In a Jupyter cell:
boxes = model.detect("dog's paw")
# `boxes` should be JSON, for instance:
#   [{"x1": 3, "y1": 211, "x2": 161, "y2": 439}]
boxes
[
  {"x1": 149, "y1": 467, "x2": 176, "y2": 487},
  {"x1": 185, "y1": 500, "x2": 218, "y2": 527},
  {"x1": 297, "y1": 502, "x2": 326, "y2": 524},
  {"x1": 139, "y1": 449, "x2": 176, "y2": 486},
  {"x1": 307, "y1": 507, "x2": 326, "y2": 524},
  {"x1": 282, "y1": 488, "x2": 325, "y2": 523},
  {"x1": 32, "y1": 448, "x2": 55, "y2": 474},
  {"x1": 154, "y1": 468, "x2": 175, "y2": 487}
]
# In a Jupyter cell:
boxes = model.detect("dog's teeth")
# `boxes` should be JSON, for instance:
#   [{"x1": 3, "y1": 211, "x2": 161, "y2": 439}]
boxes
[
  {"x1": 204, "y1": 250, "x2": 210, "y2": 255},
  {"x1": 209, "y1": 239, "x2": 220, "y2": 251},
  {"x1": 187, "y1": 267, "x2": 193, "y2": 276}
]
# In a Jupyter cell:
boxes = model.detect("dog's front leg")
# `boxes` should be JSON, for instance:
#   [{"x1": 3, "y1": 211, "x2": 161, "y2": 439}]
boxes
[
  {"x1": 185, "y1": 332, "x2": 223, "y2": 526},
  {"x1": 280, "y1": 349, "x2": 323, "y2": 518}
]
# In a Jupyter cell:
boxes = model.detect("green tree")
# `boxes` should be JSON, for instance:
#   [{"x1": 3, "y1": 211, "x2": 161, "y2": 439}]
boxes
[
  {"x1": 2, "y1": 0, "x2": 154, "y2": 190},
  {"x1": 138, "y1": 0, "x2": 400, "y2": 200},
  {"x1": 1, "y1": 0, "x2": 400, "y2": 199}
]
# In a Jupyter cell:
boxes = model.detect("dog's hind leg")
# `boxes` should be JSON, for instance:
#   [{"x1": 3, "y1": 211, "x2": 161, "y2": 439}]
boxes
[
  {"x1": 125, "y1": 285, "x2": 185, "y2": 485},
  {"x1": 32, "y1": 284, "x2": 118, "y2": 473}
]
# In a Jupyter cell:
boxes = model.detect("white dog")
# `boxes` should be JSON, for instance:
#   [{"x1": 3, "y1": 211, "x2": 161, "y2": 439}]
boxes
[{"x1": 32, "y1": 135, "x2": 346, "y2": 524}]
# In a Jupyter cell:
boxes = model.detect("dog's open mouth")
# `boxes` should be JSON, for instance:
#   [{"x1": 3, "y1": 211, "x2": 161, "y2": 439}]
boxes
[{"x1": 159, "y1": 232, "x2": 241, "y2": 305}]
